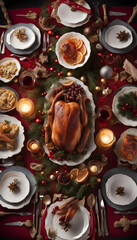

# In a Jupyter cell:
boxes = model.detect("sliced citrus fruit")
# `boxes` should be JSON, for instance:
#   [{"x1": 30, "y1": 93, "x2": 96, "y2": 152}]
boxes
[
  {"x1": 78, "y1": 43, "x2": 87, "y2": 56},
  {"x1": 64, "y1": 51, "x2": 84, "y2": 65},
  {"x1": 76, "y1": 168, "x2": 89, "y2": 183},
  {"x1": 62, "y1": 80, "x2": 74, "y2": 88},
  {"x1": 68, "y1": 38, "x2": 83, "y2": 50},
  {"x1": 70, "y1": 168, "x2": 80, "y2": 179}
]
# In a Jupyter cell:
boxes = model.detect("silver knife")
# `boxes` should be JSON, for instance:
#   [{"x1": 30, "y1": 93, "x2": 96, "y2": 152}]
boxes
[
  {"x1": 98, "y1": 189, "x2": 109, "y2": 236},
  {"x1": 5, "y1": 221, "x2": 25, "y2": 226},
  {"x1": 0, "y1": 211, "x2": 32, "y2": 216},
  {"x1": 0, "y1": 31, "x2": 4, "y2": 54},
  {"x1": 42, "y1": 32, "x2": 46, "y2": 52},
  {"x1": 109, "y1": 11, "x2": 127, "y2": 16},
  {"x1": 95, "y1": 196, "x2": 101, "y2": 237},
  {"x1": 114, "y1": 211, "x2": 137, "y2": 215}
]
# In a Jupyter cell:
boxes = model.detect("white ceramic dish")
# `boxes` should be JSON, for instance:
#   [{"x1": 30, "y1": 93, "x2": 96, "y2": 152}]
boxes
[
  {"x1": 0, "y1": 86, "x2": 19, "y2": 113},
  {"x1": 0, "y1": 57, "x2": 21, "y2": 83},
  {"x1": 60, "y1": 14, "x2": 91, "y2": 28},
  {"x1": 0, "y1": 114, "x2": 25, "y2": 159},
  {"x1": 112, "y1": 86, "x2": 137, "y2": 127},
  {"x1": 57, "y1": 1, "x2": 90, "y2": 25},
  {"x1": 0, "y1": 171, "x2": 30, "y2": 203},
  {"x1": 43, "y1": 77, "x2": 96, "y2": 166},
  {"x1": 45, "y1": 198, "x2": 90, "y2": 240},
  {"x1": 56, "y1": 32, "x2": 91, "y2": 69},
  {"x1": 6, "y1": 26, "x2": 35, "y2": 50},
  {"x1": 114, "y1": 128, "x2": 137, "y2": 165},
  {"x1": 105, "y1": 173, "x2": 137, "y2": 205},
  {"x1": 0, "y1": 166, "x2": 36, "y2": 209},
  {"x1": 4, "y1": 23, "x2": 41, "y2": 55},
  {"x1": 105, "y1": 25, "x2": 133, "y2": 49}
]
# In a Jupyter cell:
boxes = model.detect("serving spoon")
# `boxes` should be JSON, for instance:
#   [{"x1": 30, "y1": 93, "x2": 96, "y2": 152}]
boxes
[{"x1": 87, "y1": 193, "x2": 95, "y2": 209}]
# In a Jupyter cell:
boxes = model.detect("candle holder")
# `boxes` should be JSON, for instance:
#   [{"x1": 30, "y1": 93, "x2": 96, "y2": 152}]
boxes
[
  {"x1": 88, "y1": 160, "x2": 103, "y2": 175},
  {"x1": 97, "y1": 105, "x2": 113, "y2": 122},
  {"x1": 27, "y1": 139, "x2": 45, "y2": 157},
  {"x1": 96, "y1": 128, "x2": 116, "y2": 149},
  {"x1": 19, "y1": 71, "x2": 36, "y2": 89},
  {"x1": 16, "y1": 98, "x2": 36, "y2": 119}
]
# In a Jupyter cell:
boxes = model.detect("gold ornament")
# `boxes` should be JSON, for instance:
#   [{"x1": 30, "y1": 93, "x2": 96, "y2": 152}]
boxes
[
  {"x1": 37, "y1": 110, "x2": 42, "y2": 114},
  {"x1": 97, "y1": 178, "x2": 101, "y2": 183},
  {"x1": 13, "y1": 78, "x2": 18, "y2": 83},
  {"x1": 48, "y1": 47, "x2": 52, "y2": 52},
  {"x1": 101, "y1": 78, "x2": 106, "y2": 85},
  {"x1": 40, "y1": 171, "x2": 45, "y2": 175},
  {"x1": 67, "y1": 71, "x2": 72, "y2": 77},
  {"x1": 55, "y1": 170, "x2": 59, "y2": 175},
  {"x1": 50, "y1": 174, "x2": 56, "y2": 180},
  {"x1": 95, "y1": 86, "x2": 101, "y2": 92},
  {"x1": 80, "y1": 75, "x2": 87, "y2": 83}
]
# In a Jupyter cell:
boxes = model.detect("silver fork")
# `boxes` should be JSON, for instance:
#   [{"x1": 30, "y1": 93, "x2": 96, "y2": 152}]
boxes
[{"x1": 36, "y1": 193, "x2": 44, "y2": 232}]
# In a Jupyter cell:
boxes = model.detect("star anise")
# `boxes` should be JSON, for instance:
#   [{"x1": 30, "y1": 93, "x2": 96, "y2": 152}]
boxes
[
  {"x1": 15, "y1": 29, "x2": 28, "y2": 42},
  {"x1": 115, "y1": 186, "x2": 125, "y2": 195},
  {"x1": 8, "y1": 178, "x2": 19, "y2": 192},
  {"x1": 116, "y1": 30, "x2": 129, "y2": 42}
]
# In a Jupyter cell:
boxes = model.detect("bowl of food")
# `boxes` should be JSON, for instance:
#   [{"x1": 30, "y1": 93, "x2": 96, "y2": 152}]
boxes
[
  {"x1": 0, "y1": 87, "x2": 19, "y2": 113},
  {"x1": 0, "y1": 57, "x2": 21, "y2": 83},
  {"x1": 55, "y1": 32, "x2": 91, "y2": 69}
]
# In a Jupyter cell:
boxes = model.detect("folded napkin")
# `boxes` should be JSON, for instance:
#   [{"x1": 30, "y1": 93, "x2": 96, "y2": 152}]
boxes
[
  {"x1": 123, "y1": 59, "x2": 137, "y2": 81},
  {"x1": 41, "y1": 207, "x2": 96, "y2": 240},
  {"x1": 57, "y1": 0, "x2": 92, "y2": 14}
]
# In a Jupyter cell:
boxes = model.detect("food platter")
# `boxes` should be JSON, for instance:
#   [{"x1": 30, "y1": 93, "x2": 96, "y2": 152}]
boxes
[
  {"x1": 114, "y1": 128, "x2": 137, "y2": 165},
  {"x1": 0, "y1": 114, "x2": 25, "y2": 159},
  {"x1": 101, "y1": 167, "x2": 137, "y2": 210},
  {"x1": 43, "y1": 77, "x2": 96, "y2": 166},
  {"x1": 0, "y1": 166, "x2": 36, "y2": 209},
  {"x1": 4, "y1": 23, "x2": 41, "y2": 55},
  {"x1": 0, "y1": 86, "x2": 19, "y2": 113},
  {"x1": 101, "y1": 19, "x2": 137, "y2": 53},
  {"x1": 112, "y1": 85, "x2": 137, "y2": 126}
]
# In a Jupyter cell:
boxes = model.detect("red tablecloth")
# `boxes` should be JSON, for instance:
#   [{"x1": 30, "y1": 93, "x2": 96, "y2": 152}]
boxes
[{"x1": 0, "y1": 5, "x2": 137, "y2": 240}]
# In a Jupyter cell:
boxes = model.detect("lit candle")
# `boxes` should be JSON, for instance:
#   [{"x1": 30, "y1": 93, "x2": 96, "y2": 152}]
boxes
[
  {"x1": 96, "y1": 128, "x2": 115, "y2": 149},
  {"x1": 88, "y1": 160, "x2": 103, "y2": 175},
  {"x1": 16, "y1": 98, "x2": 35, "y2": 119},
  {"x1": 27, "y1": 139, "x2": 45, "y2": 157}
]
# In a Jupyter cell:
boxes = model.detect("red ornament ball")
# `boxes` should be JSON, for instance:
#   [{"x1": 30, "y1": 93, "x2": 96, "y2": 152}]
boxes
[
  {"x1": 122, "y1": 107, "x2": 126, "y2": 111},
  {"x1": 41, "y1": 91, "x2": 47, "y2": 96},
  {"x1": 55, "y1": 35, "x2": 60, "y2": 39},
  {"x1": 35, "y1": 118, "x2": 42, "y2": 123},
  {"x1": 50, "y1": 67, "x2": 54, "y2": 71},
  {"x1": 58, "y1": 72, "x2": 63, "y2": 76},
  {"x1": 41, "y1": 180, "x2": 47, "y2": 185},
  {"x1": 48, "y1": 30, "x2": 54, "y2": 36},
  {"x1": 55, "y1": 59, "x2": 58, "y2": 63}
]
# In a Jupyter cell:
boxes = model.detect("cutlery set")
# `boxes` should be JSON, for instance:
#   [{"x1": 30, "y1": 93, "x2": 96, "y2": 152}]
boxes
[
  {"x1": 0, "y1": 31, "x2": 5, "y2": 54},
  {"x1": 42, "y1": 32, "x2": 50, "y2": 52}
]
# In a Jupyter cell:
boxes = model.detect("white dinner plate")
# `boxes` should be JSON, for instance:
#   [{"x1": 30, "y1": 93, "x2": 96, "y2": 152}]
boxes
[
  {"x1": 4, "y1": 23, "x2": 41, "y2": 55},
  {"x1": 114, "y1": 128, "x2": 137, "y2": 165},
  {"x1": 0, "y1": 171, "x2": 30, "y2": 203},
  {"x1": 112, "y1": 85, "x2": 137, "y2": 127},
  {"x1": 106, "y1": 173, "x2": 137, "y2": 205},
  {"x1": 57, "y1": 1, "x2": 90, "y2": 25},
  {"x1": 45, "y1": 198, "x2": 90, "y2": 240},
  {"x1": 105, "y1": 25, "x2": 133, "y2": 49},
  {"x1": 6, "y1": 26, "x2": 35, "y2": 50},
  {"x1": 0, "y1": 166, "x2": 36, "y2": 209},
  {"x1": 60, "y1": 14, "x2": 91, "y2": 28},
  {"x1": 0, "y1": 57, "x2": 21, "y2": 83},
  {"x1": 56, "y1": 32, "x2": 91, "y2": 69},
  {"x1": 43, "y1": 77, "x2": 96, "y2": 166},
  {"x1": 0, "y1": 114, "x2": 25, "y2": 159}
]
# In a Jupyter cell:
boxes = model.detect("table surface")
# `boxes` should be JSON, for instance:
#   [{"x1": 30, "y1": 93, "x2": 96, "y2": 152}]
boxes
[{"x1": 0, "y1": 1, "x2": 137, "y2": 240}]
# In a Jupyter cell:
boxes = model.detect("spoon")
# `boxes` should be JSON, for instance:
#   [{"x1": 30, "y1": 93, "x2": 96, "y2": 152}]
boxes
[
  {"x1": 30, "y1": 192, "x2": 38, "y2": 238},
  {"x1": 41, "y1": 195, "x2": 51, "y2": 215},
  {"x1": 87, "y1": 193, "x2": 95, "y2": 209},
  {"x1": 48, "y1": 227, "x2": 57, "y2": 239}
]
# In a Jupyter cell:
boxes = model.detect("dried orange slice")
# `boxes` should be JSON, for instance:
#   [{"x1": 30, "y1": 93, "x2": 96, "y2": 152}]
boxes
[
  {"x1": 70, "y1": 168, "x2": 80, "y2": 179},
  {"x1": 76, "y1": 168, "x2": 89, "y2": 183},
  {"x1": 68, "y1": 38, "x2": 83, "y2": 50},
  {"x1": 62, "y1": 80, "x2": 74, "y2": 88},
  {"x1": 78, "y1": 43, "x2": 87, "y2": 56},
  {"x1": 64, "y1": 51, "x2": 84, "y2": 65}
]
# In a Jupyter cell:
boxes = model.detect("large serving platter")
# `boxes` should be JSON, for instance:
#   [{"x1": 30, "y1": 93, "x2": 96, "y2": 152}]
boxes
[
  {"x1": 0, "y1": 114, "x2": 25, "y2": 159},
  {"x1": 4, "y1": 23, "x2": 41, "y2": 55},
  {"x1": 112, "y1": 85, "x2": 137, "y2": 127},
  {"x1": 101, "y1": 167, "x2": 137, "y2": 211},
  {"x1": 43, "y1": 77, "x2": 96, "y2": 166},
  {"x1": 114, "y1": 128, "x2": 137, "y2": 165},
  {"x1": 101, "y1": 19, "x2": 137, "y2": 53},
  {"x1": 0, "y1": 166, "x2": 37, "y2": 209}
]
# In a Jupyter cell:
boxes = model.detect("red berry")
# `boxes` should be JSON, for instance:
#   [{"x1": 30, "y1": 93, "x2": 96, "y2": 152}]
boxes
[
  {"x1": 55, "y1": 35, "x2": 60, "y2": 39},
  {"x1": 50, "y1": 67, "x2": 54, "y2": 71},
  {"x1": 48, "y1": 30, "x2": 54, "y2": 36}
]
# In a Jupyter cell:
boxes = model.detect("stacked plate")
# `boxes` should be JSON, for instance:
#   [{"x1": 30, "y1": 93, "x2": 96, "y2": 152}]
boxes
[
  {"x1": 4, "y1": 23, "x2": 41, "y2": 55},
  {"x1": 0, "y1": 166, "x2": 37, "y2": 209},
  {"x1": 44, "y1": 198, "x2": 93, "y2": 240},
  {"x1": 57, "y1": 1, "x2": 91, "y2": 27},
  {"x1": 101, "y1": 19, "x2": 137, "y2": 53}
]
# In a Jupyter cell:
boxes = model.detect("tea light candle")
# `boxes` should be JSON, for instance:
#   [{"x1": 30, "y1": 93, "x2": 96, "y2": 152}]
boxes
[
  {"x1": 16, "y1": 98, "x2": 35, "y2": 119},
  {"x1": 96, "y1": 128, "x2": 115, "y2": 149},
  {"x1": 88, "y1": 160, "x2": 103, "y2": 175},
  {"x1": 27, "y1": 139, "x2": 45, "y2": 157}
]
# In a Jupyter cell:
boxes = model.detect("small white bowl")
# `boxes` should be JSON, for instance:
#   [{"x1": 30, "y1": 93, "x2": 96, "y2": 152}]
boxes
[
  {"x1": 55, "y1": 32, "x2": 91, "y2": 69},
  {"x1": 0, "y1": 57, "x2": 21, "y2": 83},
  {"x1": 6, "y1": 26, "x2": 35, "y2": 50}
]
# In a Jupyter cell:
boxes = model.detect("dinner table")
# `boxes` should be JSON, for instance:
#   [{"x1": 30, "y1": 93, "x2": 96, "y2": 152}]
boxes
[{"x1": 0, "y1": 0, "x2": 137, "y2": 240}]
